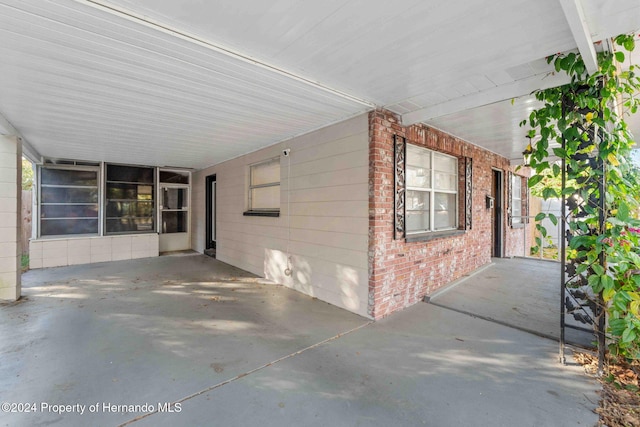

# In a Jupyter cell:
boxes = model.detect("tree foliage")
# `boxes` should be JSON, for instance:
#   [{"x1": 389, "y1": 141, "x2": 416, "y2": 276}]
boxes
[
  {"x1": 523, "y1": 33, "x2": 640, "y2": 359},
  {"x1": 21, "y1": 158, "x2": 33, "y2": 191}
]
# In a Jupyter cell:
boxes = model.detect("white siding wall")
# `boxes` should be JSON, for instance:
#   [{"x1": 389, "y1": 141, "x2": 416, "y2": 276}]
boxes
[
  {"x1": 192, "y1": 114, "x2": 370, "y2": 317},
  {"x1": 0, "y1": 135, "x2": 21, "y2": 300}
]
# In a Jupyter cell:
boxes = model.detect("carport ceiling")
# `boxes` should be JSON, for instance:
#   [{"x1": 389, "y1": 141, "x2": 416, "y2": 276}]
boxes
[{"x1": 1, "y1": 0, "x2": 639, "y2": 169}]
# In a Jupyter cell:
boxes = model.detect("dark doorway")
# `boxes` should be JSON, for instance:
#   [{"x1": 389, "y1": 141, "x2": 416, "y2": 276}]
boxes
[
  {"x1": 205, "y1": 174, "x2": 216, "y2": 258},
  {"x1": 491, "y1": 169, "x2": 503, "y2": 257}
]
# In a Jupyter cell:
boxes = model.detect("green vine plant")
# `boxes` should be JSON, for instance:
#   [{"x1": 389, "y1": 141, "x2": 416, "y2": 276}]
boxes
[{"x1": 522, "y1": 33, "x2": 640, "y2": 359}]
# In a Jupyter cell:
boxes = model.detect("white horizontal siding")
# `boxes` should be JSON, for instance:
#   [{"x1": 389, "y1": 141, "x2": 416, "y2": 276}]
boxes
[
  {"x1": 192, "y1": 114, "x2": 370, "y2": 317},
  {"x1": 289, "y1": 166, "x2": 369, "y2": 191},
  {"x1": 288, "y1": 183, "x2": 367, "y2": 203}
]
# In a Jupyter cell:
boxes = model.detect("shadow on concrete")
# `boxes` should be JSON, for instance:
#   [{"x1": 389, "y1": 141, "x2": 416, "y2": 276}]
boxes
[
  {"x1": 1, "y1": 255, "x2": 598, "y2": 426},
  {"x1": 428, "y1": 257, "x2": 594, "y2": 348},
  {"x1": 1, "y1": 254, "x2": 368, "y2": 426}
]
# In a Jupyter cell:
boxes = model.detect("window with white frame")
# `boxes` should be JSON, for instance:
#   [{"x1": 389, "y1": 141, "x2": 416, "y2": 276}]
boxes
[
  {"x1": 247, "y1": 157, "x2": 280, "y2": 213},
  {"x1": 405, "y1": 145, "x2": 458, "y2": 233},
  {"x1": 39, "y1": 166, "x2": 99, "y2": 236},
  {"x1": 511, "y1": 174, "x2": 523, "y2": 225}
]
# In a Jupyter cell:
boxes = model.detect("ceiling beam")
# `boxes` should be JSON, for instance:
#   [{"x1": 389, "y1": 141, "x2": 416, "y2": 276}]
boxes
[
  {"x1": 0, "y1": 111, "x2": 41, "y2": 162},
  {"x1": 402, "y1": 72, "x2": 571, "y2": 125},
  {"x1": 558, "y1": 0, "x2": 599, "y2": 74}
]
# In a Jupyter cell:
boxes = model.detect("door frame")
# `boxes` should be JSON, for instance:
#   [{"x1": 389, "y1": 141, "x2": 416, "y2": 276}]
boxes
[
  {"x1": 492, "y1": 168, "x2": 503, "y2": 258},
  {"x1": 205, "y1": 174, "x2": 216, "y2": 251},
  {"x1": 158, "y1": 183, "x2": 191, "y2": 252}
]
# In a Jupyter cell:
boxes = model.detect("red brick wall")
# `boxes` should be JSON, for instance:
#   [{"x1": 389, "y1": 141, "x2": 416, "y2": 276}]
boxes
[{"x1": 368, "y1": 109, "x2": 526, "y2": 319}]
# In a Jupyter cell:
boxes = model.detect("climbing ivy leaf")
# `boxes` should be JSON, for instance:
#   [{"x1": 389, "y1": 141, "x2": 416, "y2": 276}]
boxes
[
  {"x1": 519, "y1": 31, "x2": 640, "y2": 358},
  {"x1": 622, "y1": 328, "x2": 637, "y2": 344},
  {"x1": 617, "y1": 201, "x2": 630, "y2": 222}
]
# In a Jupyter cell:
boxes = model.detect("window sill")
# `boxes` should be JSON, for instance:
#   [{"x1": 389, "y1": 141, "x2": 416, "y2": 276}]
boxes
[
  {"x1": 405, "y1": 229, "x2": 465, "y2": 243},
  {"x1": 511, "y1": 223, "x2": 525, "y2": 229},
  {"x1": 243, "y1": 210, "x2": 280, "y2": 217},
  {"x1": 105, "y1": 231, "x2": 157, "y2": 235},
  {"x1": 34, "y1": 234, "x2": 99, "y2": 241}
]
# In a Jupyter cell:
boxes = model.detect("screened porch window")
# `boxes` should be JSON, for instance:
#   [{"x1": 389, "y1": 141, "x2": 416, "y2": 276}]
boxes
[
  {"x1": 105, "y1": 164, "x2": 155, "y2": 234},
  {"x1": 39, "y1": 167, "x2": 99, "y2": 236},
  {"x1": 405, "y1": 145, "x2": 458, "y2": 233}
]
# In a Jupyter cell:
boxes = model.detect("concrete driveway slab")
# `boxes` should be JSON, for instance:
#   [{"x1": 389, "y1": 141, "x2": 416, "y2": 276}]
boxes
[
  {"x1": 1, "y1": 255, "x2": 599, "y2": 426},
  {"x1": 0, "y1": 255, "x2": 369, "y2": 427},
  {"x1": 131, "y1": 304, "x2": 598, "y2": 427}
]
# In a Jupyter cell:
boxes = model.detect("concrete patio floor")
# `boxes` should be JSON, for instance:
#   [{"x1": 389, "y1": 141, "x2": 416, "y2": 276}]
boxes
[
  {"x1": 1, "y1": 254, "x2": 598, "y2": 426},
  {"x1": 429, "y1": 257, "x2": 594, "y2": 348}
]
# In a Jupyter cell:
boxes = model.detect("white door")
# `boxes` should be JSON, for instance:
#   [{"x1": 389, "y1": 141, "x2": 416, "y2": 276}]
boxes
[{"x1": 159, "y1": 185, "x2": 190, "y2": 252}]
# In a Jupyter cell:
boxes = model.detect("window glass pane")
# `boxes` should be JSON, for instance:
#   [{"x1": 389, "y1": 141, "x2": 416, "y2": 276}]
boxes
[
  {"x1": 163, "y1": 188, "x2": 188, "y2": 209},
  {"x1": 137, "y1": 185, "x2": 153, "y2": 200},
  {"x1": 106, "y1": 165, "x2": 154, "y2": 183},
  {"x1": 41, "y1": 219, "x2": 98, "y2": 236},
  {"x1": 406, "y1": 146, "x2": 431, "y2": 189},
  {"x1": 41, "y1": 187, "x2": 98, "y2": 203},
  {"x1": 406, "y1": 190, "x2": 429, "y2": 211},
  {"x1": 434, "y1": 153, "x2": 457, "y2": 173},
  {"x1": 407, "y1": 145, "x2": 431, "y2": 169},
  {"x1": 407, "y1": 165, "x2": 431, "y2": 188},
  {"x1": 41, "y1": 169, "x2": 97, "y2": 186},
  {"x1": 512, "y1": 176, "x2": 522, "y2": 224},
  {"x1": 162, "y1": 211, "x2": 187, "y2": 233},
  {"x1": 39, "y1": 167, "x2": 99, "y2": 236},
  {"x1": 406, "y1": 211, "x2": 430, "y2": 233},
  {"x1": 106, "y1": 184, "x2": 153, "y2": 201},
  {"x1": 106, "y1": 183, "x2": 138, "y2": 200},
  {"x1": 434, "y1": 172, "x2": 457, "y2": 191},
  {"x1": 251, "y1": 186, "x2": 280, "y2": 210},
  {"x1": 434, "y1": 193, "x2": 456, "y2": 230},
  {"x1": 251, "y1": 159, "x2": 280, "y2": 186},
  {"x1": 106, "y1": 218, "x2": 154, "y2": 233},
  {"x1": 106, "y1": 201, "x2": 154, "y2": 218},
  {"x1": 434, "y1": 154, "x2": 457, "y2": 190},
  {"x1": 406, "y1": 190, "x2": 430, "y2": 233},
  {"x1": 159, "y1": 170, "x2": 189, "y2": 184},
  {"x1": 512, "y1": 176, "x2": 522, "y2": 196},
  {"x1": 512, "y1": 204, "x2": 522, "y2": 217},
  {"x1": 41, "y1": 204, "x2": 98, "y2": 219},
  {"x1": 106, "y1": 165, "x2": 155, "y2": 234}
]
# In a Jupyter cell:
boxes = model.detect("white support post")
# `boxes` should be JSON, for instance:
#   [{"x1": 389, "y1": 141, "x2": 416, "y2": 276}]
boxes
[
  {"x1": 0, "y1": 135, "x2": 21, "y2": 300},
  {"x1": 558, "y1": 0, "x2": 599, "y2": 74}
]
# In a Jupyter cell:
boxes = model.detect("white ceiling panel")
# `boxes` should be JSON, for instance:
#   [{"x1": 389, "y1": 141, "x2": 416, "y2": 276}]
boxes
[
  {"x1": 0, "y1": 0, "x2": 639, "y2": 169},
  {"x1": 99, "y1": 0, "x2": 574, "y2": 106},
  {"x1": 582, "y1": 0, "x2": 640, "y2": 41},
  {"x1": 0, "y1": 0, "x2": 370, "y2": 168},
  {"x1": 426, "y1": 96, "x2": 543, "y2": 163}
]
